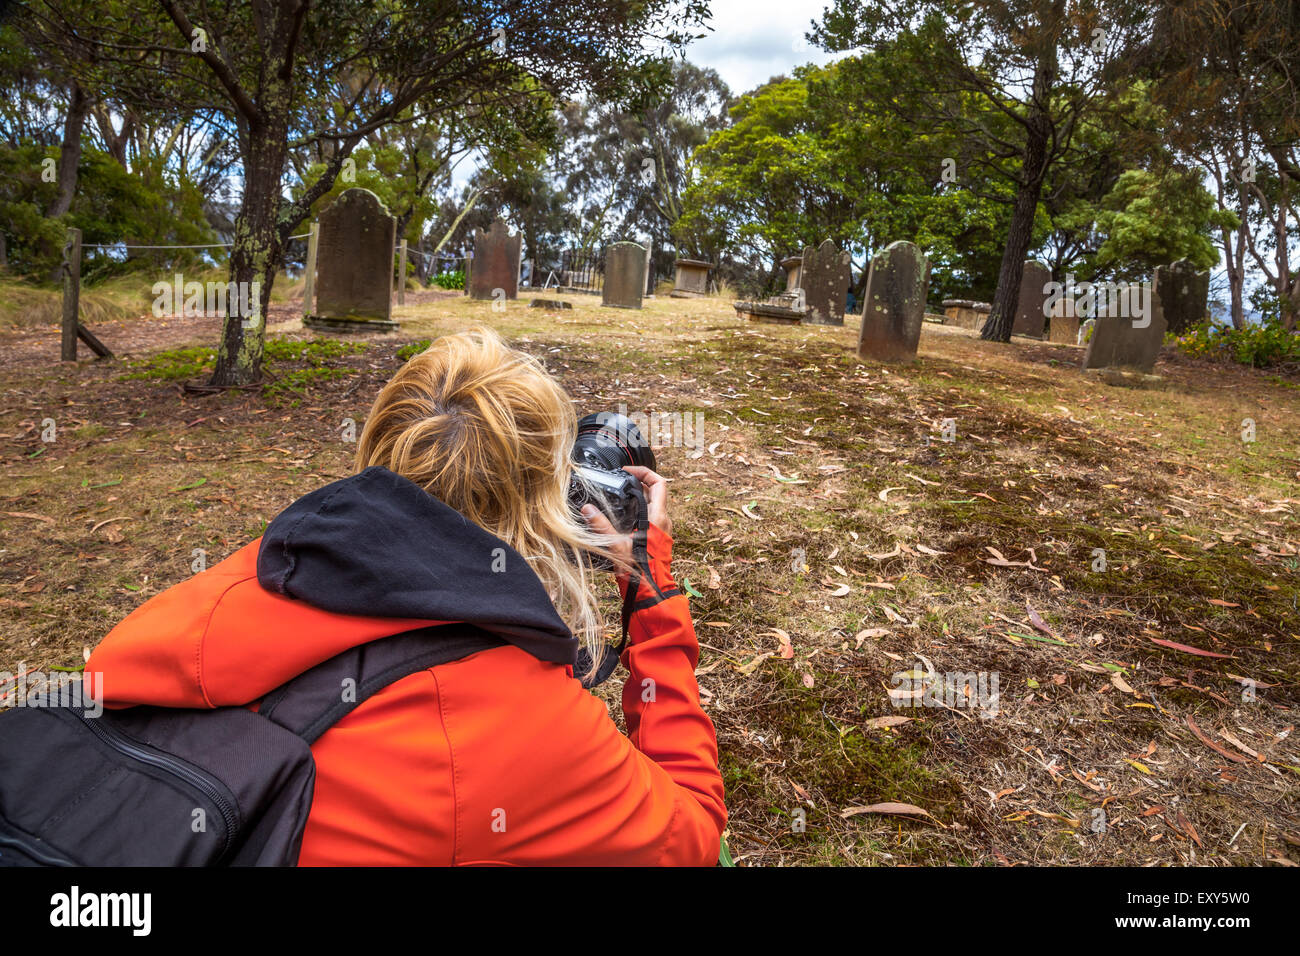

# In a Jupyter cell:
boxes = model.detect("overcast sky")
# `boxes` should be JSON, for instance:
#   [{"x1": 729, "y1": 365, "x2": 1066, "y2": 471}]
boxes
[{"x1": 685, "y1": 0, "x2": 840, "y2": 96}]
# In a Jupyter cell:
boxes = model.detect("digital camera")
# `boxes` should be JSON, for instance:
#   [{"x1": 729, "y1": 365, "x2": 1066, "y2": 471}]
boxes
[{"x1": 569, "y1": 412, "x2": 656, "y2": 534}]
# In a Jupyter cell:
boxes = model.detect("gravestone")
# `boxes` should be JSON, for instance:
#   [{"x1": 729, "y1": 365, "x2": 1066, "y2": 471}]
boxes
[
  {"x1": 468, "y1": 218, "x2": 521, "y2": 301},
  {"x1": 1153, "y1": 259, "x2": 1209, "y2": 335},
  {"x1": 858, "y1": 241, "x2": 930, "y2": 362},
  {"x1": 670, "y1": 258, "x2": 712, "y2": 297},
  {"x1": 602, "y1": 241, "x2": 647, "y2": 309},
  {"x1": 942, "y1": 299, "x2": 991, "y2": 331},
  {"x1": 1013, "y1": 261, "x2": 1051, "y2": 338},
  {"x1": 1081, "y1": 285, "x2": 1166, "y2": 373},
  {"x1": 1047, "y1": 297, "x2": 1080, "y2": 344},
  {"x1": 801, "y1": 239, "x2": 850, "y2": 326},
  {"x1": 306, "y1": 188, "x2": 398, "y2": 332},
  {"x1": 781, "y1": 255, "x2": 803, "y2": 293}
]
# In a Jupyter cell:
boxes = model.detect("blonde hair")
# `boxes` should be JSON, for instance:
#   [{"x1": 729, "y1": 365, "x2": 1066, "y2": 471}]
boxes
[{"x1": 355, "y1": 326, "x2": 618, "y2": 676}]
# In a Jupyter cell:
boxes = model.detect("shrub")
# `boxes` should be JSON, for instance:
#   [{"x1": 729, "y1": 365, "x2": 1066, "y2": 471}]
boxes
[
  {"x1": 1174, "y1": 319, "x2": 1300, "y2": 368},
  {"x1": 432, "y1": 269, "x2": 465, "y2": 290}
]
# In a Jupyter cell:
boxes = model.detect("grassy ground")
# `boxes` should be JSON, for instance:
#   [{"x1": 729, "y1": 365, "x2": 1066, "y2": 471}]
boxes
[{"x1": 1, "y1": 289, "x2": 1297, "y2": 866}]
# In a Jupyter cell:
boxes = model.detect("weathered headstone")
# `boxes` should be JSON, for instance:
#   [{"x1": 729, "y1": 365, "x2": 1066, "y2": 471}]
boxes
[
  {"x1": 781, "y1": 255, "x2": 803, "y2": 293},
  {"x1": 1047, "y1": 296, "x2": 1079, "y2": 344},
  {"x1": 1153, "y1": 259, "x2": 1209, "y2": 335},
  {"x1": 306, "y1": 188, "x2": 398, "y2": 332},
  {"x1": 1013, "y1": 261, "x2": 1051, "y2": 338},
  {"x1": 670, "y1": 258, "x2": 712, "y2": 297},
  {"x1": 858, "y1": 241, "x2": 930, "y2": 362},
  {"x1": 1081, "y1": 285, "x2": 1166, "y2": 373},
  {"x1": 941, "y1": 299, "x2": 991, "y2": 330},
  {"x1": 468, "y1": 218, "x2": 521, "y2": 301},
  {"x1": 602, "y1": 241, "x2": 647, "y2": 309},
  {"x1": 801, "y1": 239, "x2": 850, "y2": 326}
]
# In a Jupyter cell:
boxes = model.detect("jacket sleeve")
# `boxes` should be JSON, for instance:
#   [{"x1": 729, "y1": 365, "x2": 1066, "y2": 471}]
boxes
[{"x1": 612, "y1": 521, "x2": 727, "y2": 864}]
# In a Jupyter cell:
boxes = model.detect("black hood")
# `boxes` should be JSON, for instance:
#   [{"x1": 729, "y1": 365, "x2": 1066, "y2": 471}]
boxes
[{"x1": 256, "y1": 466, "x2": 577, "y2": 666}]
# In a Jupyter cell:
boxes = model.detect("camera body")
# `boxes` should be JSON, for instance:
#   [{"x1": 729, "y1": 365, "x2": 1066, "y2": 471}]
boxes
[{"x1": 569, "y1": 412, "x2": 656, "y2": 535}]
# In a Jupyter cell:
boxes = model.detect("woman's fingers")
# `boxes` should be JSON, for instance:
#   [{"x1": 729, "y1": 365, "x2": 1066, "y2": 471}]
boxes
[
  {"x1": 580, "y1": 503, "x2": 632, "y2": 564},
  {"x1": 622, "y1": 465, "x2": 671, "y2": 535}
]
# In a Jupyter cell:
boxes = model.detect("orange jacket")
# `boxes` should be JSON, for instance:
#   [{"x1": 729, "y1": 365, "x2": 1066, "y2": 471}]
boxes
[{"x1": 84, "y1": 467, "x2": 726, "y2": 865}]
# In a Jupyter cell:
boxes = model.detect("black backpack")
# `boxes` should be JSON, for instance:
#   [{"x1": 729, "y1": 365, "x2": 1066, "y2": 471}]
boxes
[{"x1": 0, "y1": 624, "x2": 504, "y2": 866}]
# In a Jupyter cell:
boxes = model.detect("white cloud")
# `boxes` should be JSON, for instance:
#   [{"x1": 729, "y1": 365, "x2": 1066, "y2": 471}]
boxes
[{"x1": 687, "y1": 0, "x2": 840, "y2": 96}]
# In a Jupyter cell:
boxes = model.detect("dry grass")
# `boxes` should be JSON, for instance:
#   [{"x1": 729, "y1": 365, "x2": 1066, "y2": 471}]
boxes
[{"x1": 1, "y1": 290, "x2": 1297, "y2": 867}]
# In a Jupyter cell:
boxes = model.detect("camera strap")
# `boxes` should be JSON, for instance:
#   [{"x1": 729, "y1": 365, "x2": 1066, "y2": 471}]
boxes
[{"x1": 579, "y1": 486, "x2": 651, "y2": 689}]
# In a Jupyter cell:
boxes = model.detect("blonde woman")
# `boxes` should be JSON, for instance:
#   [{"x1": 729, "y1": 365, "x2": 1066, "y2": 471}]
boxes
[{"x1": 85, "y1": 327, "x2": 726, "y2": 866}]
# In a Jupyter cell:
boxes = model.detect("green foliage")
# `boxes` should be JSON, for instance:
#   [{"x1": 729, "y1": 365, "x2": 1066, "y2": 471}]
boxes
[
  {"x1": 1174, "y1": 320, "x2": 1300, "y2": 368},
  {"x1": 120, "y1": 347, "x2": 217, "y2": 381},
  {"x1": 677, "y1": 58, "x2": 1013, "y2": 298},
  {"x1": 432, "y1": 269, "x2": 464, "y2": 290},
  {"x1": 397, "y1": 339, "x2": 432, "y2": 361},
  {"x1": 120, "y1": 339, "x2": 368, "y2": 393},
  {"x1": 0, "y1": 144, "x2": 218, "y2": 279},
  {"x1": 1090, "y1": 168, "x2": 1234, "y2": 279}
]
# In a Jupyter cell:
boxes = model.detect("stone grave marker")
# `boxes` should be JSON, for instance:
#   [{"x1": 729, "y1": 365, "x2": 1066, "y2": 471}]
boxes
[
  {"x1": 942, "y1": 299, "x2": 991, "y2": 331},
  {"x1": 670, "y1": 258, "x2": 712, "y2": 297},
  {"x1": 858, "y1": 241, "x2": 930, "y2": 362},
  {"x1": 602, "y1": 241, "x2": 647, "y2": 309},
  {"x1": 1047, "y1": 296, "x2": 1080, "y2": 344},
  {"x1": 1153, "y1": 259, "x2": 1209, "y2": 335},
  {"x1": 1081, "y1": 284, "x2": 1166, "y2": 373},
  {"x1": 468, "y1": 218, "x2": 521, "y2": 301},
  {"x1": 801, "y1": 239, "x2": 850, "y2": 326},
  {"x1": 306, "y1": 188, "x2": 398, "y2": 332},
  {"x1": 1013, "y1": 260, "x2": 1051, "y2": 338}
]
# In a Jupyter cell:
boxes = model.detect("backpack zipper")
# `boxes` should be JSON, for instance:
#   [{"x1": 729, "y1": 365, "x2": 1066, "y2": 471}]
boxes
[
  {"x1": 0, "y1": 819, "x2": 77, "y2": 866},
  {"x1": 77, "y1": 714, "x2": 239, "y2": 862}
]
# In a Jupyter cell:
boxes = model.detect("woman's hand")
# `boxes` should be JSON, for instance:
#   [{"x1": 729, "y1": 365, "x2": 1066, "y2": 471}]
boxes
[{"x1": 579, "y1": 465, "x2": 671, "y2": 568}]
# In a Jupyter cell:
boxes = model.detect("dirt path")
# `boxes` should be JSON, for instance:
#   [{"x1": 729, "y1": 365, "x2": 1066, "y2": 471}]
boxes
[{"x1": 0, "y1": 289, "x2": 458, "y2": 371}]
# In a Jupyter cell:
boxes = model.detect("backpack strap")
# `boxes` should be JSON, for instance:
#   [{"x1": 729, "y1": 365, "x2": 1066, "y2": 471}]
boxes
[{"x1": 257, "y1": 624, "x2": 506, "y2": 745}]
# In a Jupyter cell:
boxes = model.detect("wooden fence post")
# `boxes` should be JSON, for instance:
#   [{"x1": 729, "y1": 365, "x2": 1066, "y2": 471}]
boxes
[
  {"x1": 302, "y1": 222, "x2": 319, "y2": 319},
  {"x1": 397, "y1": 238, "x2": 407, "y2": 305},
  {"x1": 61, "y1": 227, "x2": 81, "y2": 361}
]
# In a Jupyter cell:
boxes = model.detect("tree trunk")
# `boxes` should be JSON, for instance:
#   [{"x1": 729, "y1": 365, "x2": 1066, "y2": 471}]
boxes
[
  {"x1": 208, "y1": 128, "x2": 286, "y2": 387},
  {"x1": 47, "y1": 81, "x2": 87, "y2": 219},
  {"x1": 981, "y1": 43, "x2": 1054, "y2": 343}
]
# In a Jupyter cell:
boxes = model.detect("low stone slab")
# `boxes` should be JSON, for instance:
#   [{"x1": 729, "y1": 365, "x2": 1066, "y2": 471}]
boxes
[
  {"x1": 941, "y1": 299, "x2": 991, "y2": 331},
  {"x1": 529, "y1": 298, "x2": 573, "y2": 310},
  {"x1": 734, "y1": 298, "x2": 804, "y2": 324}
]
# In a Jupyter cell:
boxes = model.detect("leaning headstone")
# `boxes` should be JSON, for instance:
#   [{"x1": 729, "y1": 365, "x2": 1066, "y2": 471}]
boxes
[
  {"x1": 1047, "y1": 297, "x2": 1080, "y2": 344},
  {"x1": 1153, "y1": 259, "x2": 1209, "y2": 335},
  {"x1": 670, "y1": 258, "x2": 712, "y2": 298},
  {"x1": 468, "y1": 218, "x2": 521, "y2": 301},
  {"x1": 858, "y1": 241, "x2": 930, "y2": 362},
  {"x1": 1013, "y1": 261, "x2": 1051, "y2": 338},
  {"x1": 306, "y1": 188, "x2": 398, "y2": 332},
  {"x1": 1081, "y1": 284, "x2": 1166, "y2": 373},
  {"x1": 801, "y1": 239, "x2": 850, "y2": 326},
  {"x1": 602, "y1": 241, "x2": 647, "y2": 309}
]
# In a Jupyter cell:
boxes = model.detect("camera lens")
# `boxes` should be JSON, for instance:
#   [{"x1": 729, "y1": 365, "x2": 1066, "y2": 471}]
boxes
[{"x1": 573, "y1": 412, "x2": 657, "y2": 473}]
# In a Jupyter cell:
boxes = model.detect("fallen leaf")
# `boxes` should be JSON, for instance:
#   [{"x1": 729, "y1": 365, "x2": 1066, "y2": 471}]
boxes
[{"x1": 841, "y1": 802, "x2": 946, "y2": 827}]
